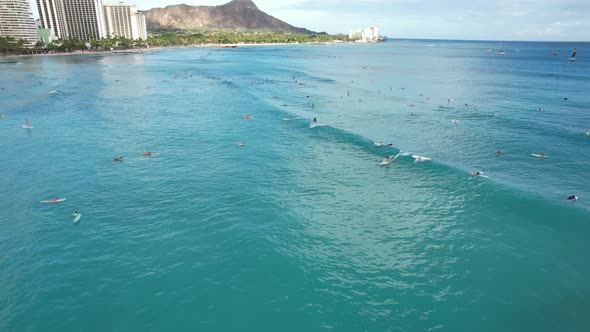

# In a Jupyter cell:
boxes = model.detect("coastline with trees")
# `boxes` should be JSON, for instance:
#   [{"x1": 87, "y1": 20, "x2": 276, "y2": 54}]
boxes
[{"x1": 0, "y1": 31, "x2": 351, "y2": 57}]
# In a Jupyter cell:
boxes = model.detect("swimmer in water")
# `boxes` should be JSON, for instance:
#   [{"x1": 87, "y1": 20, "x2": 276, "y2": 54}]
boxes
[
  {"x1": 143, "y1": 151, "x2": 153, "y2": 156},
  {"x1": 72, "y1": 211, "x2": 79, "y2": 217},
  {"x1": 496, "y1": 150, "x2": 502, "y2": 157},
  {"x1": 567, "y1": 195, "x2": 578, "y2": 202},
  {"x1": 114, "y1": 157, "x2": 124, "y2": 162}
]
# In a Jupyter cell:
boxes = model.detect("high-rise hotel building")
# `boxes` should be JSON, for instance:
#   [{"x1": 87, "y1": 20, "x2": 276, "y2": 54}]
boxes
[
  {"x1": 103, "y1": 2, "x2": 147, "y2": 40},
  {"x1": 36, "y1": 0, "x2": 147, "y2": 41},
  {"x1": 62, "y1": 0, "x2": 107, "y2": 40},
  {"x1": 0, "y1": 0, "x2": 39, "y2": 45},
  {"x1": 36, "y1": 0, "x2": 69, "y2": 39}
]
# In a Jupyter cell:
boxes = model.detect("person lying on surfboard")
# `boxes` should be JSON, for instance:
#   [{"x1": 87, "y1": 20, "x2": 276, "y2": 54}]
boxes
[
  {"x1": 496, "y1": 150, "x2": 502, "y2": 156},
  {"x1": 567, "y1": 195, "x2": 578, "y2": 202},
  {"x1": 114, "y1": 157, "x2": 124, "y2": 162},
  {"x1": 143, "y1": 152, "x2": 153, "y2": 156},
  {"x1": 473, "y1": 170, "x2": 485, "y2": 176}
]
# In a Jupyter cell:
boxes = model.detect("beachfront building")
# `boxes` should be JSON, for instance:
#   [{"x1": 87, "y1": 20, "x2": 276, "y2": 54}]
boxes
[
  {"x1": 349, "y1": 26, "x2": 380, "y2": 43},
  {"x1": 103, "y1": 2, "x2": 147, "y2": 40},
  {"x1": 0, "y1": 0, "x2": 39, "y2": 45},
  {"x1": 36, "y1": 0, "x2": 69, "y2": 40},
  {"x1": 62, "y1": 0, "x2": 107, "y2": 40}
]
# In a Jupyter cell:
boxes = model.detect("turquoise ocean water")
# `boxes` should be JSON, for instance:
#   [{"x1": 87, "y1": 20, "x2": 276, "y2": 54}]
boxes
[{"x1": 1, "y1": 40, "x2": 589, "y2": 331}]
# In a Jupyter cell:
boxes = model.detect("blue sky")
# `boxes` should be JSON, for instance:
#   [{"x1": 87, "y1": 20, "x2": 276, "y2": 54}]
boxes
[{"x1": 30, "y1": 0, "x2": 590, "y2": 41}]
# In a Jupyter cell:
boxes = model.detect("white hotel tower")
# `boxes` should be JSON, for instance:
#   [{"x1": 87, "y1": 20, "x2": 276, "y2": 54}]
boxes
[
  {"x1": 103, "y1": 2, "x2": 147, "y2": 40},
  {"x1": 62, "y1": 0, "x2": 107, "y2": 40},
  {"x1": 0, "y1": 0, "x2": 39, "y2": 45},
  {"x1": 36, "y1": 0, "x2": 69, "y2": 39}
]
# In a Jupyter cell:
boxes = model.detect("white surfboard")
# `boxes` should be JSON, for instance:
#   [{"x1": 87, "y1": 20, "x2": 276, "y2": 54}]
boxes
[
  {"x1": 374, "y1": 142, "x2": 392, "y2": 147},
  {"x1": 73, "y1": 213, "x2": 82, "y2": 224},
  {"x1": 531, "y1": 154, "x2": 548, "y2": 158},
  {"x1": 22, "y1": 125, "x2": 33, "y2": 129},
  {"x1": 310, "y1": 122, "x2": 318, "y2": 128},
  {"x1": 40, "y1": 198, "x2": 66, "y2": 203},
  {"x1": 412, "y1": 155, "x2": 431, "y2": 162}
]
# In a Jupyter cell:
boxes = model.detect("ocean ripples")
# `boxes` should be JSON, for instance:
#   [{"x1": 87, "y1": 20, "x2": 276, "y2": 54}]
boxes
[{"x1": 1, "y1": 41, "x2": 590, "y2": 331}]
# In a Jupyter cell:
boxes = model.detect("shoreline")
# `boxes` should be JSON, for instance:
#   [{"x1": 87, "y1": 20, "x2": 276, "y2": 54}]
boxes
[{"x1": 0, "y1": 41, "x2": 349, "y2": 59}]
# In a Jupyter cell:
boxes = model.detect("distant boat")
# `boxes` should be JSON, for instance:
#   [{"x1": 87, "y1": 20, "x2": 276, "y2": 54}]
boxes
[
  {"x1": 570, "y1": 48, "x2": 577, "y2": 61},
  {"x1": 496, "y1": 41, "x2": 505, "y2": 55}
]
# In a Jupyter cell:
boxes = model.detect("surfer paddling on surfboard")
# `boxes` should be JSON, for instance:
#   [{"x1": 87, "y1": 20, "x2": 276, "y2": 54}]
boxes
[
  {"x1": 472, "y1": 170, "x2": 485, "y2": 176},
  {"x1": 567, "y1": 195, "x2": 578, "y2": 202}
]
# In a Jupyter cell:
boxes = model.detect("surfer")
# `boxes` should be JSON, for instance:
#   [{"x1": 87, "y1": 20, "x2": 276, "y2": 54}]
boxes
[
  {"x1": 570, "y1": 48, "x2": 577, "y2": 60},
  {"x1": 238, "y1": 142, "x2": 246, "y2": 147},
  {"x1": 313, "y1": 117, "x2": 317, "y2": 124},
  {"x1": 143, "y1": 151, "x2": 153, "y2": 156},
  {"x1": 72, "y1": 211, "x2": 79, "y2": 217},
  {"x1": 496, "y1": 150, "x2": 502, "y2": 156},
  {"x1": 567, "y1": 195, "x2": 578, "y2": 202},
  {"x1": 114, "y1": 157, "x2": 124, "y2": 162},
  {"x1": 473, "y1": 170, "x2": 485, "y2": 176},
  {"x1": 585, "y1": 130, "x2": 590, "y2": 136},
  {"x1": 385, "y1": 155, "x2": 392, "y2": 163},
  {"x1": 452, "y1": 119, "x2": 459, "y2": 124},
  {"x1": 244, "y1": 114, "x2": 253, "y2": 119}
]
